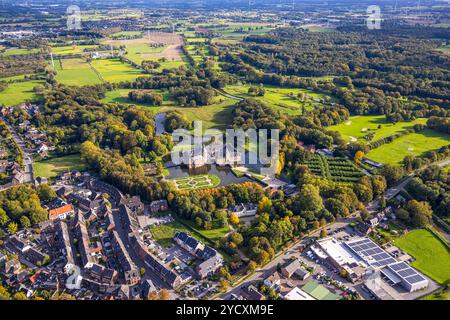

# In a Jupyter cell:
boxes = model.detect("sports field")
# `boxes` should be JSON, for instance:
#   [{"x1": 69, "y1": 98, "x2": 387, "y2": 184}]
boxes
[
  {"x1": 394, "y1": 229, "x2": 450, "y2": 284},
  {"x1": 54, "y1": 58, "x2": 102, "y2": 86},
  {"x1": 0, "y1": 80, "x2": 44, "y2": 106},
  {"x1": 328, "y1": 115, "x2": 428, "y2": 142},
  {"x1": 34, "y1": 154, "x2": 86, "y2": 178},
  {"x1": 366, "y1": 129, "x2": 450, "y2": 165},
  {"x1": 90, "y1": 59, "x2": 143, "y2": 82}
]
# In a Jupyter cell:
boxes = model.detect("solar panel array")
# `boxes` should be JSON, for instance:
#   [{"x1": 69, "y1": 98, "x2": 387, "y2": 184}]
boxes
[
  {"x1": 345, "y1": 238, "x2": 397, "y2": 267},
  {"x1": 387, "y1": 262, "x2": 427, "y2": 285}
]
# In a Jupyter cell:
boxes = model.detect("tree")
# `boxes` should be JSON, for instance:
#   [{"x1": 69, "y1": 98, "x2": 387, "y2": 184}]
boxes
[
  {"x1": 159, "y1": 289, "x2": 170, "y2": 300},
  {"x1": 7, "y1": 222, "x2": 18, "y2": 235},
  {"x1": 258, "y1": 196, "x2": 272, "y2": 214},
  {"x1": 296, "y1": 184, "x2": 324, "y2": 214},
  {"x1": 0, "y1": 285, "x2": 10, "y2": 300},
  {"x1": 229, "y1": 232, "x2": 243, "y2": 246},
  {"x1": 37, "y1": 184, "x2": 57, "y2": 202},
  {"x1": 12, "y1": 292, "x2": 28, "y2": 300},
  {"x1": 405, "y1": 200, "x2": 433, "y2": 227},
  {"x1": 247, "y1": 260, "x2": 257, "y2": 273},
  {"x1": 219, "y1": 279, "x2": 229, "y2": 291},
  {"x1": 19, "y1": 216, "x2": 31, "y2": 229},
  {"x1": 229, "y1": 212, "x2": 239, "y2": 226},
  {"x1": 354, "y1": 150, "x2": 364, "y2": 164},
  {"x1": 320, "y1": 229, "x2": 327, "y2": 238}
]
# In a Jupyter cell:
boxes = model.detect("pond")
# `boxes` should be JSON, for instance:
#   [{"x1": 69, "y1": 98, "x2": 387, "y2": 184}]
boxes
[{"x1": 154, "y1": 112, "x2": 166, "y2": 135}]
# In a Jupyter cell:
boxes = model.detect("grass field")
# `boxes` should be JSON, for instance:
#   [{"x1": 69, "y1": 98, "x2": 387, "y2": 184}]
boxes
[
  {"x1": 34, "y1": 154, "x2": 86, "y2": 178},
  {"x1": 52, "y1": 45, "x2": 97, "y2": 55},
  {"x1": 0, "y1": 47, "x2": 40, "y2": 56},
  {"x1": 225, "y1": 85, "x2": 332, "y2": 115},
  {"x1": 102, "y1": 91, "x2": 236, "y2": 130},
  {"x1": 394, "y1": 229, "x2": 450, "y2": 284},
  {"x1": 149, "y1": 220, "x2": 192, "y2": 247},
  {"x1": 90, "y1": 59, "x2": 143, "y2": 82},
  {"x1": 54, "y1": 58, "x2": 102, "y2": 86},
  {"x1": 366, "y1": 129, "x2": 450, "y2": 165},
  {"x1": 179, "y1": 217, "x2": 230, "y2": 243},
  {"x1": 328, "y1": 115, "x2": 428, "y2": 142},
  {"x1": 0, "y1": 80, "x2": 44, "y2": 106}
]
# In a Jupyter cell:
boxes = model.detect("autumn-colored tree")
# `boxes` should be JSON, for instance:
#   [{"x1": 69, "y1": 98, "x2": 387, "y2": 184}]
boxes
[
  {"x1": 354, "y1": 150, "x2": 364, "y2": 164},
  {"x1": 159, "y1": 289, "x2": 170, "y2": 300},
  {"x1": 258, "y1": 196, "x2": 272, "y2": 214},
  {"x1": 247, "y1": 260, "x2": 257, "y2": 273},
  {"x1": 229, "y1": 212, "x2": 239, "y2": 226}
]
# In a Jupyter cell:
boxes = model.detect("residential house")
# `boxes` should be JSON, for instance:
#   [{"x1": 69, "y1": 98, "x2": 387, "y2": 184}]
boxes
[
  {"x1": 263, "y1": 272, "x2": 281, "y2": 291},
  {"x1": 149, "y1": 199, "x2": 169, "y2": 214},
  {"x1": 124, "y1": 196, "x2": 145, "y2": 214},
  {"x1": 48, "y1": 204, "x2": 75, "y2": 220},
  {"x1": 246, "y1": 285, "x2": 266, "y2": 300},
  {"x1": 228, "y1": 203, "x2": 257, "y2": 218}
]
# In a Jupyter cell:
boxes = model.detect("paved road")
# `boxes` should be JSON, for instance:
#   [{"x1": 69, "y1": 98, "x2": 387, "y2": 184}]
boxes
[
  {"x1": 216, "y1": 89, "x2": 243, "y2": 101},
  {"x1": 3, "y1": 121, "x2": 34, "y2": 184},
  {"x1": 218, "y1": 219, "x2": 356, "y2": 300}
]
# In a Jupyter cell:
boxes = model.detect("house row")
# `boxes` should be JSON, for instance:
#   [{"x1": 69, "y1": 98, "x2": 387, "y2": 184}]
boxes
[{"x1": 110, "y1": 230, "x2": 141, "y2": 285}]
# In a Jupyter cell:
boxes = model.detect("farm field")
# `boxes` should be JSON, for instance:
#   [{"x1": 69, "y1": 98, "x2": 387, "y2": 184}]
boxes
[
  {"x1": 0, "y1": 80, "x2": 44, "y2": 106},
  {"x1": 169, "y1": 174, "x2": 221, "y2": 190},
  {"x1": 51, "y1": 45, "x2": 97, "y2": 55},
  {"x1": 305, "y1": 154, "x2": 364, "y2": 182},
  {"x1": 0, "y1": 47, "x2": 40, "y2": 56},
  {"x1": 110, "y1": 30, "x2": 143, "y2": 38},
  {"x1": 34, "y1": 154, "x2": 86, "y2": 179},
  {"x1": 328, "y1": 115, "x2": 428, "y2": 142},
  {"x1": 225, "y1": 84, "x2": 332, "y2": 115},
  {"x1": 54, "y1": 58, "x2": 102, "y2": 86},
  {"x1": 366, "y1": 129, "x2": 450, "y2": 165},
  {"x1": 90, "y1": 59, "x2": 143, "y2": 82},
  {"x1": 394, "y1": 229, "x2": 450, "y2": 284}
]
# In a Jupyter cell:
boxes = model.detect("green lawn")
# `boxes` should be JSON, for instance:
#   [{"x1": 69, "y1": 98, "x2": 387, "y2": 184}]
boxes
[
  {"x1": 90, "y1": 59, "x2": 143, "y2": 82},
  {"x1": 149, "y1": 220, "x2": 192, "y2": 247},
  {"x1": 34, "y1": 154, "x2": 86, "y2": 178},
  {"x1": 0, "y1": 80, "x2": 44, "y2": 106},
  {"x1": 178, "y1": 217, "x2": 230, "y2": 243},
  {"x1": 328, "y1": 115, "x2": 427, "y2": 143},
  {"x1": 366, "y1": 129, "x2": 450, "y2": 165},
  {"x1": 54, "y1": 58, "x2": 102, "y2": 86},
  {"x1": 0, "y1": 47, "x2": 40, "y2": 56},
  {"x1": 394, "y1": 229, "x2": 450, "y2": 284}
]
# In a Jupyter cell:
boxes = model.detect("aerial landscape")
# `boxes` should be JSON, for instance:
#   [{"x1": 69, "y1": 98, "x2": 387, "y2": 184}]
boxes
[{"x1": 0, "y1": 0, "x2": 449, "y2": 305}]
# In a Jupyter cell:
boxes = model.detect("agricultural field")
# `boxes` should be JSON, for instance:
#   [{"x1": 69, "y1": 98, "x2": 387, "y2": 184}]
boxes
[
  {"x1": 305, "y1": 155, "x2": 364, "y2": 182},
  {"x1": 0, "y1": 80, "x2": 44, "y2": 106},
  {"x1": 328, "y1": 115, "x2": 428, "y2": 143},
  {"x1": 110, "y1": 30, "x2": 143, "y2": 38},
  {"x1": 90, "y1": 59, "x2": 143, "y2": 82},
  {"x1": 436, "y1": 44, "x2": 450, "y2": 54},
  {"x1": 394, "y1": 229, "x2": 450, "y2": 284},
  {"x1": 34, "y1": 154, "x2": 86, "y2": 179},
  {"x1": 51, "y1": 45, "x2": 97, "y2": 56},
  {"x1": 366, "y1": 129, "x2": 450, "y2": 165},
  {"x1": 224, "y1": 84, "x2": 332, "y2": 115},
  {"x1": 0, "y1": 47, "x2": 41, "y2": 56},
  {"x1": 169, "y1": 174, "x2": 221, "y2": 190},
  {"x1": 54, "y1": 58, "x2": 102, "y2": 86}
]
